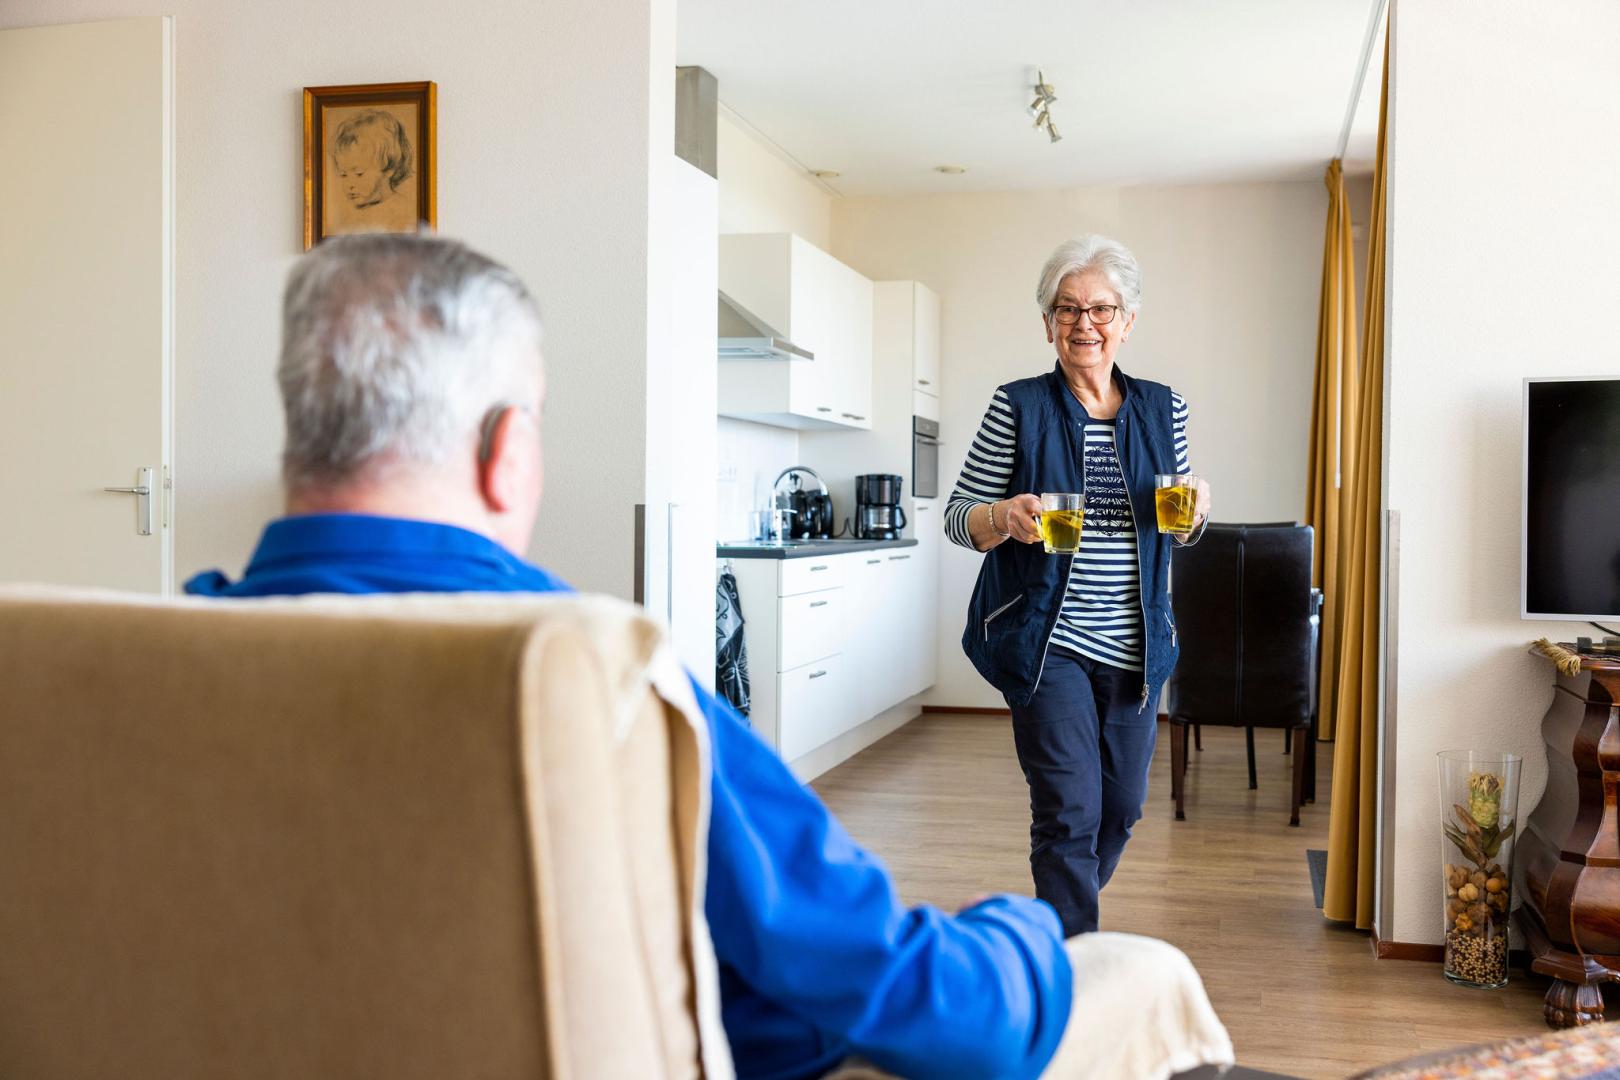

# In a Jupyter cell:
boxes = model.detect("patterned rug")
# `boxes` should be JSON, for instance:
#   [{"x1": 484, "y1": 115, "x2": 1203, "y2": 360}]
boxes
[{"x1": 1355, "y1": 1022, "x2": 1620, "y2": 1079}]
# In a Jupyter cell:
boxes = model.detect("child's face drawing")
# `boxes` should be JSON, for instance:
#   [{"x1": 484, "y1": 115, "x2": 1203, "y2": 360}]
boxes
[{"x1": 334, "y1": 144, "x2": 391, "y2": 210}]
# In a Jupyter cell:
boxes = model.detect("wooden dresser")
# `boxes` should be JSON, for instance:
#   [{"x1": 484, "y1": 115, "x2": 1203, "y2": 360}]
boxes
[{"x1": 1517, "y1": 649, "x2": 1620, "y2": 1027}]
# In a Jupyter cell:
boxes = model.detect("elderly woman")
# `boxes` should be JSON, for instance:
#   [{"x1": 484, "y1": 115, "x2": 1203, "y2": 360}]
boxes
[{"x1": 945, "y1": 235, "x2": 1209, "y2": 937}]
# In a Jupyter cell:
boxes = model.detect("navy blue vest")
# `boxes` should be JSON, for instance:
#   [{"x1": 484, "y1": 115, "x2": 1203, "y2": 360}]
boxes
[{"x1": 961, "y1": 364, "x2": 1181, "y2": 708}]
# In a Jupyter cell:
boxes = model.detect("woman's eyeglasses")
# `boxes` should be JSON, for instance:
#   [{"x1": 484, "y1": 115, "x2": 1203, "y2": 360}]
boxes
[{"x1": 1048, "y1": 303, "x2": 1119, "y2": 326}]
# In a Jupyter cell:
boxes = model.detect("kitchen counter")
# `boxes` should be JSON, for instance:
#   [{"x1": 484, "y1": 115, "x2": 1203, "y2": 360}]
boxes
[{"x1": 718, "y1": 538, "x2": 919, "y2": 560}]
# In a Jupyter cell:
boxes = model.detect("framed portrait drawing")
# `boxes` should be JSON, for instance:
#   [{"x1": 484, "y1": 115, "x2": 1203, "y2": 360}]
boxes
[{"x1": 303, "y1": 81, "x2": 436, "y2": 249}]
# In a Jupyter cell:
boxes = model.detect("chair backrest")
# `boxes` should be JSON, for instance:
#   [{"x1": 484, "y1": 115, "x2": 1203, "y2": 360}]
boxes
[
  {"x1": 0, "y1": 587, "x2": 731, "y2": 1080},
  {"x1": 1166, "y1": 523, "x2": 1314, "y2": 729}
]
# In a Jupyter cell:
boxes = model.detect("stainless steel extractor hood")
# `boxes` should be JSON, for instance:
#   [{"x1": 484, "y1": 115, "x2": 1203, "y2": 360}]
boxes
[{"x1": 718, "y1": 292, "x2": 813, "y2": 361}]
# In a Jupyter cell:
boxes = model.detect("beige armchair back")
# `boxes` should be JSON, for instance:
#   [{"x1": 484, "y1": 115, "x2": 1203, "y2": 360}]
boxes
[{"x1": 0, "y1": 588, "x2": 731, "y2": 1079}]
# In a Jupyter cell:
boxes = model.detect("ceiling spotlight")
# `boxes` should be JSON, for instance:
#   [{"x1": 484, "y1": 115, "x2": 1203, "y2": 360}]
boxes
[
  {"x1": 1029, "y1": 69, "x2": 1061, "y2": 146},
  {"x1": 1030, "y1": 70, "x2": 1057, "y2": 113}
]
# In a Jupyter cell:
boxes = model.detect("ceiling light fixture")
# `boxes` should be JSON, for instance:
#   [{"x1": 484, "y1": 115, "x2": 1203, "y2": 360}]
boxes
[
  {"x1": 1029, "y1": 69, "x2": 1061, "y2": 144},
  {"x1": 809, "y1": 169, "x2": 841, "y2": 179},
  {"x1": 934, "y1": 165, "x2": 967, "y2": 175}
]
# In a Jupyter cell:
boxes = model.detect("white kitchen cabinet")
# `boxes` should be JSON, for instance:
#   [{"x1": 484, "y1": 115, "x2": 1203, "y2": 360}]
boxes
[
  {"x1": 718, "y1": 233, "x2": 872, "y2": 431},
  {"x1": 906, "y1": 502, "x2": 941, "y2": 696},
  {"x1": 727, "y1": 545, "x2": 930, "y2": 769},
  {"x1": 846, "y1": 553, "x2": 894, "y2": 721},
  {"x1": 874, "y1": 280, "x2": 941, "y2": 413}
]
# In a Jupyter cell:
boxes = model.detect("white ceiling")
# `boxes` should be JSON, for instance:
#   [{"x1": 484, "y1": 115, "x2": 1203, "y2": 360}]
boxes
[{"x1": 677, "y1": 0, "x2": 1386, "y2": 197}]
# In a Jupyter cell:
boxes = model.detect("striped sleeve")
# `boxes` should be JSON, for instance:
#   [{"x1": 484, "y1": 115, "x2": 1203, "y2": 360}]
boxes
[
  {"x1": 944, "y1": 388, "x2": 1016, "y2": 549},
  {"x1": 1172, "y1": 391, "x2": 1190, "y2": 473}
]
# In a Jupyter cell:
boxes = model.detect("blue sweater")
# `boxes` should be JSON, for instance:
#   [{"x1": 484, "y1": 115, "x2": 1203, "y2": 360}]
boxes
[{"x1": 187, "y1": 513, "x2": 1073, "y2": 1080}]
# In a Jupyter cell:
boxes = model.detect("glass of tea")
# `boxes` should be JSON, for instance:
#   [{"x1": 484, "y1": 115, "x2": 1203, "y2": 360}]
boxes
[
  {"x1": 1154, "y1": 474, "x2": 1200, "y2": 537},
  {"x1": 1039, "y1": 492, "x2": 1084, "y2": 554}
]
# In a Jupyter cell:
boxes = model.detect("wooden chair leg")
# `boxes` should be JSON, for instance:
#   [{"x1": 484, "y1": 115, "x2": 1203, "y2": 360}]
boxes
[
  {"x1": 1245, "y1": 727, "x2": 1257, "y2": 790},
  {"x1": 1193, "y1": 724, "x2": 1202, "y2": 751},
  {"x1": 1171, "y1": 723, "x2": 1187, "y2": 821},
  {"x1": 1289, "y1": 727, "x2": 1306, "y2": 827}
]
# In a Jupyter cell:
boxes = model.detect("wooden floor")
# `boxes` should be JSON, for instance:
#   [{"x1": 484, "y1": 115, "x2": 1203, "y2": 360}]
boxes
[{"x1": 812, "y1": 713, "x2": 1553, "y2": 1079}]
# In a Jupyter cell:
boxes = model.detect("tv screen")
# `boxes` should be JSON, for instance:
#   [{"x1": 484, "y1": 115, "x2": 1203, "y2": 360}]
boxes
[{"x1": 1523, "y1": 377, "x2": 1620, "y2": 620}]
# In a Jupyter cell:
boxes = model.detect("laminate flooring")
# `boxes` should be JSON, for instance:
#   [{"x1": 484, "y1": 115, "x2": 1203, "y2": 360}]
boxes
[{"x1": 811, "y1": 714, "x2": 1555, "y2": 1079}]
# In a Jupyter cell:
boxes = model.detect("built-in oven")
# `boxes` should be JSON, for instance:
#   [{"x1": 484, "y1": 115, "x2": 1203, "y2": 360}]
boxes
[{"x1": 912, "y1": 416, "x2": 940, "y2": 499}]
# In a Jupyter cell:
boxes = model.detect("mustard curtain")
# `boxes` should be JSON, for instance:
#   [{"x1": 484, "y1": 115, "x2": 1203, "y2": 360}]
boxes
[
  {"x1": 1324, "y1": 33, "x2": 1388, "y2": 930},
  {"x1": 1305, "y1": 159, "x2": 1360, "y2": 743}
]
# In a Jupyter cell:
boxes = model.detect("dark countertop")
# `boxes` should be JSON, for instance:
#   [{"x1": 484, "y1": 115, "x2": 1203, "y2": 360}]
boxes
[{"x1": 717, "y1": 538, "x2": 919, "y2": 560}]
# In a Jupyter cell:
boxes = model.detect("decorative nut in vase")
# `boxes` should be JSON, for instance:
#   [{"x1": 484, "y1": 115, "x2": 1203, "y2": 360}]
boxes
[{"x1": 1438, "y1": 751, "x2": 1522, "y2": 989}]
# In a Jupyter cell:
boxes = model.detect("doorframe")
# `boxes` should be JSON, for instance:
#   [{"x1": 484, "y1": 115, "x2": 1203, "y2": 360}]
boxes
[{"x1": 158, "y1": 15, "x2": 176, "y2": 594}]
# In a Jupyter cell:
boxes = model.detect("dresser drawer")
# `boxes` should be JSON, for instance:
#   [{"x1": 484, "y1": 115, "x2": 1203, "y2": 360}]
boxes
[
  {"x1": 778, "y1": 588, "x2": 842, "y2": 672},
  {"x1": 779, "y1": 555, "x2": 845, "y2": 596}
]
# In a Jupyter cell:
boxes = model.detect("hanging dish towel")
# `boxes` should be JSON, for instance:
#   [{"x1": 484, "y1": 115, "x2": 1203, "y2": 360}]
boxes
[{"x1": 715, "y1": 567, "x2": 751, "y2": 720}]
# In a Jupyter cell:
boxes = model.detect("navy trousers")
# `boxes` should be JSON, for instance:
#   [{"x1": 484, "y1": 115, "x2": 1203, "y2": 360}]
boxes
[{"x1": 1007, "y1": 647, "x2": 1158, "y2": 937}]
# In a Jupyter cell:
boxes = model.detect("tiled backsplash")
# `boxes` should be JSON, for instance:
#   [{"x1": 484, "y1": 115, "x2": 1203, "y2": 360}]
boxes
[{"x1": 717, "y1": 418, "x2": 800, "y2": 542}]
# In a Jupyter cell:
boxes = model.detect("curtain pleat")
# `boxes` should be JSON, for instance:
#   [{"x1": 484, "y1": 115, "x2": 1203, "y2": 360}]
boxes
[
  {"x1": 1323, "y1": 31, "x2": 1389, "y2": 930},
  {"x1": 1305, "y1": 158, "x2": 1360, "y2": 743}
]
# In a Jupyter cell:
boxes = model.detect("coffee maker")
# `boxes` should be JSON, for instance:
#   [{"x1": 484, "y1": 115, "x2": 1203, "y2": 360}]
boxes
[{"x1": 854, "y1": 474, "x2": 907, "y2": 540}]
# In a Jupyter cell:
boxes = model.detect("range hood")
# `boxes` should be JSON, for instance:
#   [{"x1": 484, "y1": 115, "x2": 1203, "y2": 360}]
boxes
[{"x1": 718, "y1": 292, "x2": 813, "y2": 361}]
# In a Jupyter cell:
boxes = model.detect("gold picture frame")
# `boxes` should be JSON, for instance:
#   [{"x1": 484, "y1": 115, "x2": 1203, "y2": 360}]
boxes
[{"x1": 303, "y1": 81, "x2": 436, "y2": 249}]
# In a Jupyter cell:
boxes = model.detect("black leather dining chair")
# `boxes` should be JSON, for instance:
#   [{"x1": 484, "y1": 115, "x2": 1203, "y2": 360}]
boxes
[{"x1": 1165, "y1": 523, "x2": 1319, "y2": 827}]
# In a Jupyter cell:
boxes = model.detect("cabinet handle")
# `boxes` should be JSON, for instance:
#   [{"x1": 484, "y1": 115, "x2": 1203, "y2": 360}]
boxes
[
  {"x1": 888, "y1": 554, "x2": 911, "y2": 561},
  {"x1": 808, "y1": 669, "x2": 828, "y2": 680},
  {"x1": 842, "y1": 414, "x2": 866, "y2": 421},
  {"x1": 816, "y1": 406, "x2": 833, "y2": 413},
  {"x1": 809, "y1": 564, "x2": 829, "y2": 572},
  {"x1": 809, "y1": 600, "x2": 829, "y2": 608},
  {"x1": 918, "y1": 378, "x2": 932, "y2": 386},
  {"x1": 866, "y1": 558, "x2": 882, "y2": 565}
]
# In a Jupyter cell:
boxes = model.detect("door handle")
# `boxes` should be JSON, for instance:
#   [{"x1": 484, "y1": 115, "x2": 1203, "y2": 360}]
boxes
[{"x1": 103, "y1": 467, "x2": 154, "y2": 536}]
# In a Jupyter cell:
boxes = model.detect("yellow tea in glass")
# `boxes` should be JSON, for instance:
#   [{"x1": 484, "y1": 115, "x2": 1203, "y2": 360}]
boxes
[
  {"x1": 1039, "y1": 492, "x2": 1084, "y2": 554},
  {"x1": 1155, "y1": 474, "x2": 1199, "y2": 536}
]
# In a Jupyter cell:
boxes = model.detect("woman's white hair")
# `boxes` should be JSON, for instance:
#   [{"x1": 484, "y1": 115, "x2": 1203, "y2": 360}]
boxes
[
  {"x1": 1036, "y1": 235, "x2": 1143, "y2": 315},
  {"x1": 278, "y1": 233, "x2": 543, "y2": 491}
]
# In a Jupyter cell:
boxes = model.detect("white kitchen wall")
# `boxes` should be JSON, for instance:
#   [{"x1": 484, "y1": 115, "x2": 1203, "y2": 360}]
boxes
[
  {"x1": 1383, "y1": 0, "x2": 1620, "y2": 944},
  {"x1": 832, "y1": 180, "x2": 1325, "y2": 707},
  {"x1": 0, "y1": 0, "x2": 673, "y2": 599},
  {"x1": 715, "y1": 113, "x2": 834, "y2": 540}
]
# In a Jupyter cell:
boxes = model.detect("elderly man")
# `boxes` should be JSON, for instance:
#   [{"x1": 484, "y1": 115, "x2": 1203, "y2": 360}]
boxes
[{"x1": 186, "y1": 234, "x2": 1073, "y2": 1080}]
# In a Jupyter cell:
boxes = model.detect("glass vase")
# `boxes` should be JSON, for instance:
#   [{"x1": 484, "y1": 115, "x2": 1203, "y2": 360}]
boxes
[{"x1": 1438, "y1": 750, "x2": 1521, "y2": 988}]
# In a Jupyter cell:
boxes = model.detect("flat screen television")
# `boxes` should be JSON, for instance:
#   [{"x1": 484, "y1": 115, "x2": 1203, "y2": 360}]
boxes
[{"x1": 1523, "y1": 377, "x2": 1620, "y2": 620}]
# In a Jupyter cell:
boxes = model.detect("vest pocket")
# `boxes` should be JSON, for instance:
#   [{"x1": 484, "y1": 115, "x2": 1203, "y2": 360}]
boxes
[{"x1": 983, "y1": 592, "x2": 1026, "y2": 641}]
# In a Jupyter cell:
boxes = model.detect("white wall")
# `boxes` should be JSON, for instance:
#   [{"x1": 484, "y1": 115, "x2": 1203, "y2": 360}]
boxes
[
  {"x1": 0, "y1": 0, "x2": 672, "y2": 598},
  {"x1": 832, "y1": 181, "x2": 1325, "y2": 706},
  {"x1": 717, "y1": 114, "x2": 831, "y2": 248},
  {"x1": 715, "y1": 113, "x2": 834, "y2": 540},
  {"x1": 1383, "y1": 0, "x2": 1620, "y2": 943}
]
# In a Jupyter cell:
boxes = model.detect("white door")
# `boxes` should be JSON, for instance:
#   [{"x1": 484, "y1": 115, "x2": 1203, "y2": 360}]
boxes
[{"x1": 0, "y1": 17, "x2": 173, "y2": 592}]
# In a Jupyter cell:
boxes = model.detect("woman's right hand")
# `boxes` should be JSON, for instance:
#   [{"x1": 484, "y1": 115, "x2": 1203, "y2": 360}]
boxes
[{"x1": 997, "y1": 493, "x2": 1045, "y2": 545}]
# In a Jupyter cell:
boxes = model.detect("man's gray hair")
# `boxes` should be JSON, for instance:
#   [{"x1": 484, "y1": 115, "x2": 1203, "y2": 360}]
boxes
[
  {"x1": 278, "y1": 233, "x2": 543, "y2": 490},
  {"x1": 1036, "y1": 235, "x2": 1143, "y2": 315}
]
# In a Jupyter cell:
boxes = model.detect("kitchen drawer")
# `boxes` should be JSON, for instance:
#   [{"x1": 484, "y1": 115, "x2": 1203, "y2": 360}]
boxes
[
  {"x1": 778, "y1": 589, "x2": 842, "y2": 672},
  {"x1": 777, "y1": 653, "x2": 849, "y2": 761},
  {"x1": 779, "y1": 554, "x2": 846, "y2": 596}
]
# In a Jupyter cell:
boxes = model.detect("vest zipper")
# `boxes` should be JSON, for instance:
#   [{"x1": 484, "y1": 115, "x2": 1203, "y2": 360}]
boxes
[{"x1": 1113, "y1": 411, "x2": 1154, "y2": 714}]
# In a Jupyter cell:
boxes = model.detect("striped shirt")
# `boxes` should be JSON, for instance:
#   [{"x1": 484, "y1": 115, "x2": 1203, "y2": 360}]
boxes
[{"x1": 946, "y1": 385, "x2": 1190, "y2": 672}]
